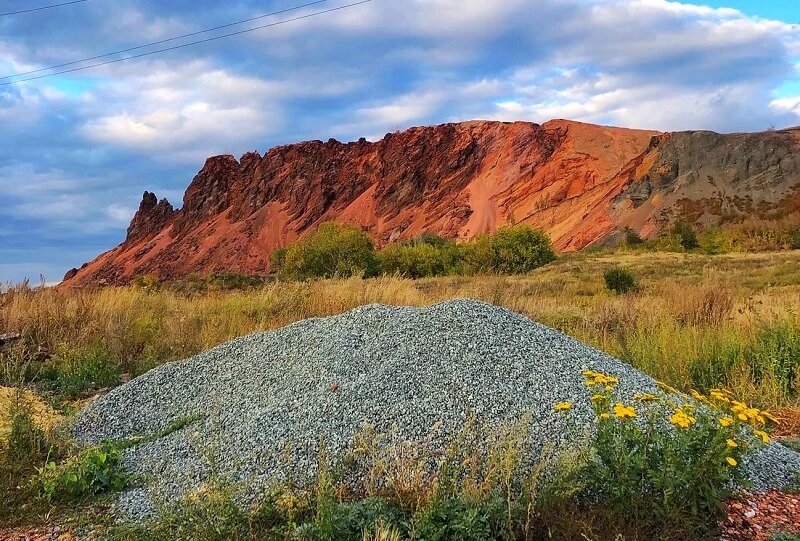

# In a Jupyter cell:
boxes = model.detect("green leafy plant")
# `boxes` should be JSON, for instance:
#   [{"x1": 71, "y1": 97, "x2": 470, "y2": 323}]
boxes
[
  {"x1": 557, "y1": 371, "x2": 773, "y2": 538},
  {"x1": 35, "y1": 441, "x2": 131, "y2": 502},
  {"x1": 604, "y1": 267, "x2": 638, "y2": 294}
]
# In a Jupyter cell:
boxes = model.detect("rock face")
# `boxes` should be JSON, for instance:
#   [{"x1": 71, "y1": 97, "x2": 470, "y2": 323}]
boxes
[{"x1": 62, "y1": 120, "x2": 800, "y2": 285}]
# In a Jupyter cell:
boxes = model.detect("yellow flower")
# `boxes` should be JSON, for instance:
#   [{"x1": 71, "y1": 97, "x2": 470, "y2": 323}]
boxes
[
  {"x1": 591, "y1": 394, "x2": 605, "y2": 402},
  {"x1": 582, "y1": 370, "x2": 619, "y2": 388},
  {"x1": 726, "y1": 456, "x2": 737, "y2": 467},
  {"x1": 755, "y1": 430, "x2": 770, "y2": 444},
  {"x1": 634, "y1": 392, "x2": 658, "y2": 402},
  {"x1": 670, "y1": 409, "x2": 696, "y2": 429},
  {"x1": 613, "y1": 403, "x2": 637, "y2": 420},
  {"x1": 726, "y1": 439, "x2": 738, "y2": 448},
  {"x1": 555, "y1": 402, "x2": 573, "y2": 412},
  {"x1": 737, "y1": 413, "x2": 749, "y2": 422},
  {"x1": 719, "y1": 417, "x2": 733, "y2": 427},
  {"x1": 655, "y1": 380, "x2": 677, "y2": 394},
  {"x1": 599, "y1": 412, "x2": 610, "y2": 420}
]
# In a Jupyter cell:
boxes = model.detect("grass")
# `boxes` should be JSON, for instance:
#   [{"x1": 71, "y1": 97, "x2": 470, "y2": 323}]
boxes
[
  {"x1": 3, "y1": 250, "x2": 800, "y2": 411},
  {"x1": 2, "y1": 249, "x2": 800, "y2": 537}
]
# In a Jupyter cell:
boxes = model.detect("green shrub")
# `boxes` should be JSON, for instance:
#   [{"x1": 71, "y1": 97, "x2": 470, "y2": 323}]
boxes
[
  {"x1": 672, "y1": 220, "x2": 699, "y2": 250},
  {"x1": 699, "y1": 227, "x2": 729, "y2": 255},
  {"x1": 559, "y1": 372, "x2": 766, "y2": 538},
  {"x1": 206, "y1": 272, "x2": 267, "y2": 291},
  {"x1": 623, "y1": 227, "x2": 644, "y2": 247},
  {"x1": 281, "y1": 222, "x2": 379, "y2": 279},
  {"x1": 411, "y1": 232, "x2": 454, "y2": 249},
  {"x1": 604, "y1": 267, "x2": 638, "y2": 294},
  {"x1": 130, "y1": 274, "x2": 161, "y2": 290},
  {"x1": 44, "y1": 342, "x2": 121, "y2": 397},
  {"x1": 792, "y1": 229, "x2": 800, "y2": 250},
  {"x1": 270, "y1": 247, "x2": 288, "y2": 273},
  {"x1": 378, "y1": 242, "x2": 461, "y2": 278},
  {"x1": 463, "y1": 225, "x2": 556, "y2": 275},
  {"x1": 35, "y1": 441, "x2": 130, "y2": 502}
]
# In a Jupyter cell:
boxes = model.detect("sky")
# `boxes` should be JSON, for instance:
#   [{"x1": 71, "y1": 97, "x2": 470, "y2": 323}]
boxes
[{"x1": 1, "y1": 0, "x2": 800, "y2": 284}]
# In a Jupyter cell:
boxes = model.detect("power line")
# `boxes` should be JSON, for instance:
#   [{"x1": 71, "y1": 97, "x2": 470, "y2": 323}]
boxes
[
  {"x1": 0, "y1": 0, "x2": 88, "y2": 17},
  {"x1": 2, "y1": 0, "x2": 330, "y2": 80},
  {"x1": 1, "y1": 0, "x2": 373, "y2": 85}
]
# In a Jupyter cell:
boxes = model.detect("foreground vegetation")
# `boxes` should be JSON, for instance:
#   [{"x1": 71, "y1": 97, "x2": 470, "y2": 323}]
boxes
[{"x1": 3, "y1": 247, "x2": 800, "y2": 538}]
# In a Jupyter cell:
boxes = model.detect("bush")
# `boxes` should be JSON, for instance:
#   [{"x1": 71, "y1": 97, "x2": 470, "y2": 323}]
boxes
[
  {"x1": 604, "y1": 267, "x2": 638, "y2": 294},
  {"x1": 130, "y1": 274, "x2": 161, "y2": 290},
  {"x1": 270, "y1": 247, "x2": 288, "y2": 273},
  {"x1": 206, "y1": 272, "x2": 267, "y2": 291},
  {"x1": 792, "y1": 229, "x2": 800, "y2": 250},
  {"x1": 557, "y1": 372, "x2": 771, "y2": 538},
  {"x1": 672, "y1": 220, "x2": 699, "y2": 250},
  {"x1": 623, "y1": 227, "x2": 644, "y2": 247},
  {"x1": 280, "y1": 222, "x2": 379, "y2": 279},
  {"x1": 378, "y1": 242, "x2": 461, "y2": 278},
  {"x1": 463, "y1": 225, "x2": 556, "y2": 275},
  {"x1": 699, "y1": 227, "x2": 729, "y2": 255},
  {"x1": 35, "y1": 441, "x2": 130, "y2": 502}
]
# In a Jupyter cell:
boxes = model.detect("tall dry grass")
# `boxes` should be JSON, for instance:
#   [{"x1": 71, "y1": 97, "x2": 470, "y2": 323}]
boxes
[{"x1": 2, "y1": 251, "x2": 800, "y2": 410}]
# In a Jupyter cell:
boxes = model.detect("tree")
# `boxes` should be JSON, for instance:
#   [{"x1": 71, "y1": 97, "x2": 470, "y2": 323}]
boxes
[{"x1": 672, "y1": 220, "x2": 699, "y2": 250}]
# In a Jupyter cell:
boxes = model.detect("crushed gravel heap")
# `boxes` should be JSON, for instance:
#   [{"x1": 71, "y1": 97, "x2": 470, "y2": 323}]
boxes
[{"x1": 72, "y1": 300, "x2": 800, "y2": 520}]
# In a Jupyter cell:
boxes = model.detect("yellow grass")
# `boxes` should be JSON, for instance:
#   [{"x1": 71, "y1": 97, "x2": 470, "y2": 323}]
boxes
[{"x1": 2, "y1": 251, "x2": 800, "y2": 413}]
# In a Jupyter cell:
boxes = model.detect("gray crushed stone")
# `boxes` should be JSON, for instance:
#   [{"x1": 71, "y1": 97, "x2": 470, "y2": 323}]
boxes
[{"x1": 71, "y1": 299, "x2": 800, "y2": 520}]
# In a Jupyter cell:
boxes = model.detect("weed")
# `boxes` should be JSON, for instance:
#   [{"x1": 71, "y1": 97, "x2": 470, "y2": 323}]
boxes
[{"x1": 35, "y1": 441, "x2": 131, "y2": 502}]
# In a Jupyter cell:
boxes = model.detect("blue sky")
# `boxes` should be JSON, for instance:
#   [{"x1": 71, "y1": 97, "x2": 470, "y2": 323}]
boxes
[{"x1": 1, "y1": 0, "x2": 800, "y2": 284}]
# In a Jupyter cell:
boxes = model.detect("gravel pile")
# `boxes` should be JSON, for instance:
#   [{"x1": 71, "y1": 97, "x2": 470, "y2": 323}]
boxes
[{"x1": 72, "y1": 300, "x2": 800, "y2": 519}]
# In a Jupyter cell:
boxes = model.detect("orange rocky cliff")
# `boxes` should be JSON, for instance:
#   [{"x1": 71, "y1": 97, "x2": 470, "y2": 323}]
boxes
[{"x1": 63, "y1": 120, "x2": 800, "y2": 285}]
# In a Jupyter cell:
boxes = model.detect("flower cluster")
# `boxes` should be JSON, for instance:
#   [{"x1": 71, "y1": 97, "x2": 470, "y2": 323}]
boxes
[
  {"x1": 670, "y1": 408, "x2": 697, "y2": 429},
  {"x1": 689, "y1": 388, "x2": 776, "y2": 443},
  {"x1": 553, "y1": 370, "x2": 777, "y2": 471}
]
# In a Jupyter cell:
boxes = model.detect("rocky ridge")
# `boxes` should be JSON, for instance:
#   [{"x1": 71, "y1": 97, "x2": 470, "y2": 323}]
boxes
[{"x1": 63, "y1": 120, "x2": 800, "y2": 285}]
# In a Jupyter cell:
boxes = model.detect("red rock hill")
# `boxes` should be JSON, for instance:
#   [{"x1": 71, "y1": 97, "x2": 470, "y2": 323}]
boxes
[{"x1": 63, "y1": 119, "x2": 800, "y2": 285}]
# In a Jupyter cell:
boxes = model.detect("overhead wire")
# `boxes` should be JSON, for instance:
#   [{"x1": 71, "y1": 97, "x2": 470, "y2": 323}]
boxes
[
  {"x1": 1, "y1": 0, "x2": 373, "y2": 85},
  {"x1": 1, "y1": 0, "x2": 331, "y2": 80},
  {"x1": 0, "y1": 0, "x2": 88, "y2": 17}
]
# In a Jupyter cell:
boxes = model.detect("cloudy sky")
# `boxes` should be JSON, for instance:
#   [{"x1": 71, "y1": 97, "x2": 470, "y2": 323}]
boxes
[{"x1": 1, "y1": 0, "x2": 799, "y2": 284}]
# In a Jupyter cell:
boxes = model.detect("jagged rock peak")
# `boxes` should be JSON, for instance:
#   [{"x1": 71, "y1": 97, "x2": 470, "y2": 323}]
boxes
[{"x1": 126, "y1": 191, "x2": 176, "y2": 243}]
